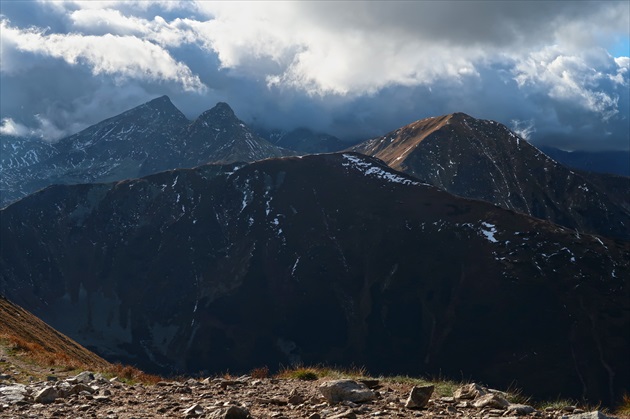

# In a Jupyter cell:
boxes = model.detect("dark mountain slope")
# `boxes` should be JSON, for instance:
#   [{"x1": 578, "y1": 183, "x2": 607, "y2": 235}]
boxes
[
  {"x1": 1, "y1": 153, "x2": 628, "y2": 405},
  {"x1": 351, "y1": 113, "x2": 630, "y2": 241}
]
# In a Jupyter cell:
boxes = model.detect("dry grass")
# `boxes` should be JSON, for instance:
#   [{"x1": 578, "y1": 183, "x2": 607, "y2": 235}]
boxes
[
  {"x1": 276, "y1": 364, "x2": 368, "y2": 381},
  {"x1": 250, "y1": 366, "x2": 270, "y2": 379},
  {"x1": 0, "y1": 297, "x2": 110, "y2": 371},
  {"x1": 104, "y1": 363, "x2": 162, "y2": 385},
  {"x1": 1, "y1": 332, "x2": 162, "y2": 385},
  {"x1": 0, "y1": 297, "x2": 163, "y2": 385},
  {"x1": 379, "y1": 374, "x2": 463, "y2": 398},
  {"x1": 0, "y1": 333, "x2": 88, "y2": 371},
  {"x1": 615, "y1": 393, "x2": 630, "y2": 417},
  {"x1": 277, "y1": 365, "x2": 465, "y2": 396}
]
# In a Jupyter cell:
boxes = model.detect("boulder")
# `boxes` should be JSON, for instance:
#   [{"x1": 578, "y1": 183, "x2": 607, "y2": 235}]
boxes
[
  {"x1": 288, "y1": 388, "x2": 305, "y2": 405},
  {"x1": 472, "y1": 393, "x2": 510, "y2": 409},
  {"x1": 319, "y1": 380, "x2": 376, "y2": 403},
  {"x1": 404, "y1": 385, "x2": 434, "y2": 409},
  {"x1": 33, "y1": 386, "x2": 60, "y2": 404},
  {"x1": 68, "y1": 383, "x2": 95, "y2": 395},
  {"x1": 67, "y1": 371, "x2": 94, "y2": 384},
  {"x1": 506, "y1": 403, "x2": 537, "y2": 416},
  {"x1": 183, "y1": 403, "x2": 204, "y2": 418},
  {"x1": 0, "y1": 384, "x2": 28, "y2": 404},
  {"x1": 454, "y1": 383, "x2": 487, "y2": 399},
  {"x1": 208, "y1": 405, "x2": 251, "y2": 419}
]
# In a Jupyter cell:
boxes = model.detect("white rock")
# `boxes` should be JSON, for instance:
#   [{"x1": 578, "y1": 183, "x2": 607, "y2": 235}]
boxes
[{"x1": 319, "y1": 380, "x2": 376, "y2": 403}]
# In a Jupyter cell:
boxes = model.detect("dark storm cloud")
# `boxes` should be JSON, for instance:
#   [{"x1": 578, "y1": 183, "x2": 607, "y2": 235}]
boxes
[{"x1": 0, "y1": 1, "x2": 628, "y2": 150}]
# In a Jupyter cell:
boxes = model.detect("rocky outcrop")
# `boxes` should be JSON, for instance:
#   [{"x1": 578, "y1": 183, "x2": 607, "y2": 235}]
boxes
[
  {"x1": 404, "y1": 385, "x2": 433, "y2": 409},
  {"x1": 0, "y1": 372, "x2": 621, "y2": 418}
]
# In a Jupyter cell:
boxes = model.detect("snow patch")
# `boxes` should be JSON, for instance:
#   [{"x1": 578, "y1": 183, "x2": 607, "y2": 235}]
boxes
[
  {"x1": 480, "y1": 222, "x2": 498, "y2": 243},
  {"x1": 291, "y1": 257, "x2": 300, "y2": 276},
  {"x1": 342, "y1": 154, "x2": 422, "y2": 186}
]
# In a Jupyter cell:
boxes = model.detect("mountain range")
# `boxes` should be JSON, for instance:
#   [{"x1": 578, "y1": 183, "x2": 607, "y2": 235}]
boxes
[
  {"x1": 351, "y1": 113, "x2": 630, "y2": 241},
  {"x1": 1, "y1": 152, "x2": 628, "y2": 405},
  {"x1": 0, "y1": 96, "x2": 292, "y2": 207},
  {"x1": 3, "y1": 97, "x2": 628, "y2": 243},
  {"x1": 1, "y1": 96, "x2": 629, "y2": 407}
]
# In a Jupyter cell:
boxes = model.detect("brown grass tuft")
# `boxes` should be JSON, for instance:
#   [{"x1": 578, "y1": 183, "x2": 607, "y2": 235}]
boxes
[
  {"x1": 615, "y1": 393, "x2": 630, "y2": 417},
  {"x1": 250, "y1": 366, "x2": 269, "y2": 379},
  {"x1": 105, "y1": 363, "x2": 162, "y2": 385}
]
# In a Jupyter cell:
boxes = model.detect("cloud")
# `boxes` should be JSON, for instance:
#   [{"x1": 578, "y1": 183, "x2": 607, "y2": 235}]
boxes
[
  {"x1": 0, "y1": 118, "x2": 31, "y2": 137},
  {"x1": 186, "y1": 1, "x2": 629, "y2": 96},
  {"x1": 513, "y1": 47, "x2": 624, "y2": 120},
  {"x1": 0, "y1": 1, "x2": 628, "y2": 150},
  {"x1": 510, "y1": 120, "x2": 536, "y2": 141},
  {"x1": 0, "y1": 115, "x2": 66, "y2": 140},
  {"x1": 0, "y1": 18, "x2": 206, "y2": 92}
]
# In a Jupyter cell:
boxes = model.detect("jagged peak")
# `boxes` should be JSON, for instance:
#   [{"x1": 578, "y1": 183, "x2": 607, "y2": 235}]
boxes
[
  {"x1": 143, "y1": 95, "x2": 184, "y2": 115},
  {"x1": 447, "y1": 112, "x2": 474, "y2": 120},
  {"x1": 198, "y1": 102, "x2": 237, "y2": 122},
  {"x1": 147, "y1": 95, "x2": 172, "y2": 105}
]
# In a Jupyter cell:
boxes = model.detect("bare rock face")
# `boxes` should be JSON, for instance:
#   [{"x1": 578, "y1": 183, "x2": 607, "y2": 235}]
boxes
[
  {"x1": 404, "y1": 385, "x2": 434, "y2": 409},
  {"x1": 319, "y1": 380, "x2": 375, "y2": 403}
]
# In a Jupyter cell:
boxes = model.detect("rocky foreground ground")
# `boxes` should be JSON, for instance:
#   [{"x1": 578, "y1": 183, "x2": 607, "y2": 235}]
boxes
[{"x1": 0, "y1": 366, "x2": 620, "y2": 419}]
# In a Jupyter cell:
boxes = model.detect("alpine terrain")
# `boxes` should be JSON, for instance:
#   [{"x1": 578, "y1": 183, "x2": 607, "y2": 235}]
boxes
[
  {"x1": 1, "y1": 153, "x2": 628, "y2": 406},
  {"x1": 0, "y1": 97, "x2": 292, "y2": 207},
  {"x1": 351, "y1": 113, "x2": 630, "y2": 241},
  {"x1": 1, "y1": 296, "x2": 621, "y2": 418}
]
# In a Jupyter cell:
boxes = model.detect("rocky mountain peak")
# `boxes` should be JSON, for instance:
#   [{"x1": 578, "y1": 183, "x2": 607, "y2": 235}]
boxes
[
  {"x1": 352, "y1": 112, "x2": 630, "y2": 240},
  {"x1": 446, "y1": 112, "x2": 473, "y2": 122},
  {"x1": 198, "y1": 102, "x2": 237, "y2": 122},
  {"x1": 144, "y1": 95, "x2": 183, "y2": 115}
]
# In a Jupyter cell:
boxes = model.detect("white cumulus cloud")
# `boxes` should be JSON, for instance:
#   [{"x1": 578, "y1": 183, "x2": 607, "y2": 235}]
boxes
[
  {"x1": 0, "y1": 18, "x2": 206, "y2": 92},
  {"x1": 513, "y1": 47, "x2": 624, "y2": 120}
]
